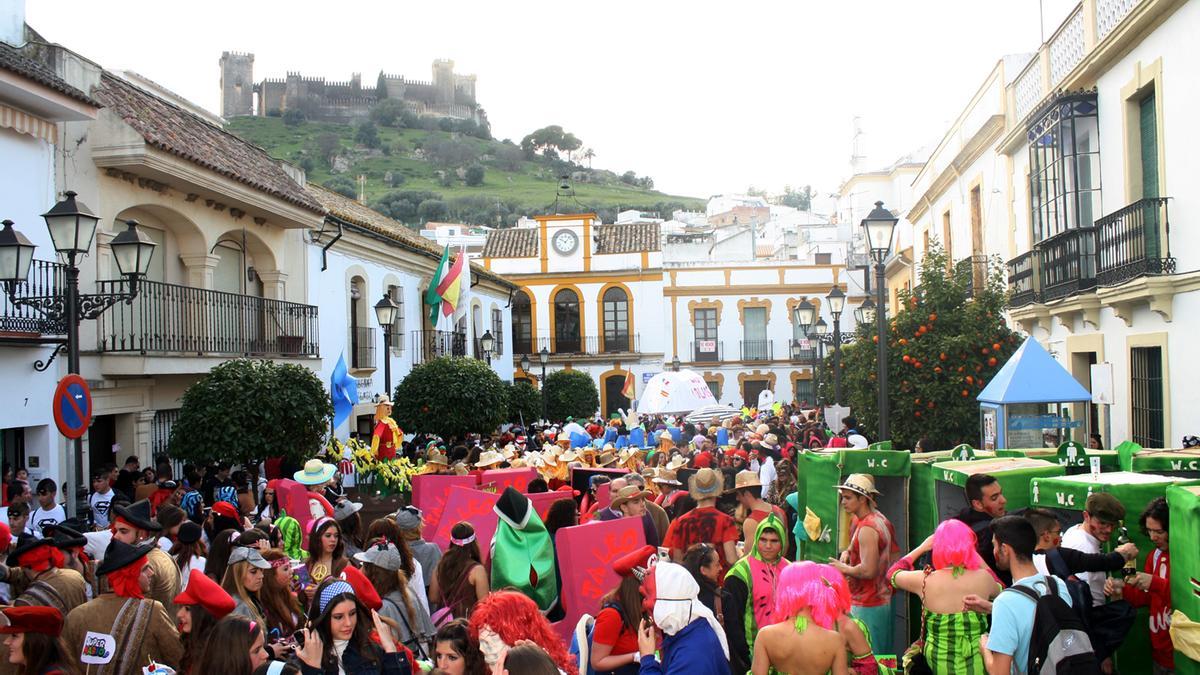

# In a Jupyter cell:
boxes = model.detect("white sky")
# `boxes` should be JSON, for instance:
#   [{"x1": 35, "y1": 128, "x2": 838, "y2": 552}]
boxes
[{"x1": 27, "y1": 0, "x2": 1078, "y2": 200}]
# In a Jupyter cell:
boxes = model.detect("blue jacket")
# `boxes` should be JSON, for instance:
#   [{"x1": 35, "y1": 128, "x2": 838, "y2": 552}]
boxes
[
  {"x1": 297, "y1": 643, "x2": 410, "y2": 675},
  {"x1": 638, "y1": 620, "x2": 731, "y2": 675}
]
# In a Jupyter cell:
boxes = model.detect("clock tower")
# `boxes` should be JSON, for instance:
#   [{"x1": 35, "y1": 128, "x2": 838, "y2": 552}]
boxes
[{"x1": 539, "y1": 214, "x2": 593, "y2": 274}]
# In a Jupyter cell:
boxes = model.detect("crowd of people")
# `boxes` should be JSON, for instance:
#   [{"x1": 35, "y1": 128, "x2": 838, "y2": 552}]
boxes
[{"x1": 0, "y1": 402, "x2": 1181, "y2": 675}]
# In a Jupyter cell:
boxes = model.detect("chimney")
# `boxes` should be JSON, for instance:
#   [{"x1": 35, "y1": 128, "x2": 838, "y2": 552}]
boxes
[{"x1": 1, "y1": 0, "x2": 25, "y2": 47}]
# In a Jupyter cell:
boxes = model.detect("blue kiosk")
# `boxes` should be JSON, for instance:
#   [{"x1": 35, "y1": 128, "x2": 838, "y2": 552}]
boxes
[{"x1": 977, "y1": 337, "x2": 1091, "y2": 450}]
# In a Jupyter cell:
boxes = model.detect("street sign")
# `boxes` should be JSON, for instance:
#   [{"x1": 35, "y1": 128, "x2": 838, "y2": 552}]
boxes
[{"x1": 53, "y1": 374, "x2": 92, "y2": 440}]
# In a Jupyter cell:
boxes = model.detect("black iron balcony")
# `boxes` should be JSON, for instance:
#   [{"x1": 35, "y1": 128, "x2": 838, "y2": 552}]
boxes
[
  {"x1": 350, "y1": 326, "x2": 375, "y2": 369},
  {"x1": 96, "y1": 279, "x2": 319, "y2": 357},
  {"x1": 740, "y1": 339, "x2": 773, "y2": 361},
  {"x1": 789, "y1": 345, "x2": 817, "y2": 363},
  {"x1": 1096, "y1": 196, "x2": 1175, "y2": 287},
  {"x1": 691, "y1": 339, "x2": 723, "y2": 363},
  {"x1": 412, "y1": 329, "x2": 466, "y2": 364},
  {"x1": 512, "y1": 334, "x2": 532, "y2": 355},
  {"x1": 0, "y1": 260, "x2": 67, "y2": 337},
  {"x1": 1007, "y1": 251, "x2": 1039, "y2": 307},
  {"x1": 956, "y1": 255, "x2": 989, "y2": 297},
  {"x1": 1038, "y1": 227, "x2": 1096, "y2": 302},
  {"x1": 529, "y1": 334, "x2": 642, "y2": 356}
]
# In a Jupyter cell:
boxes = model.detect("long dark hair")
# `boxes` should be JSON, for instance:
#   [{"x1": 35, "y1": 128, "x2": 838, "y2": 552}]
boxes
[
  {"x1": 435, "y1": 522, "x2": 482, "y2": 617},
  {"x1": 170, "y1": 537, "x2": 208, "y2": 575},
  {"x1": 362, "y1": 560, "x2": 417, "y2": 629},
  {"x1": 600, "y1": 575, "x2": 644, "y2": 630},
  {"x1": 543, "y1": 499, "x2": 577, "y2": 538},
  {"x1": 309, "y1": 578, "x2": 381, "y2": 671},
  {"x1": 180, "y1": 604, "x2": 220, "y2": 674},
  {"x1": 205, "y1": 528, "x2": 239, "y2": 581},
  {"x1": 14, "y1": 631, "x2": 76, "y2": 674},
  {"x1": 193, "y1": 614, "x2": 261, "y2": 675},
  {"x1": 682, "y1": 542, "x2": 719, "y2": 590},
  {"x1": 259, "y1": 548, "x2": 303, "y2": 634},
  {"x1": 501, "y1": 643, "x2": 560, "y2": 674},
  {"x1": 306, "y1": 519, "x2": 347, "y2": 577},
  {"x1": 367, "y1": 519, "x2": 416, "y2": 578},
  {"x1": 435, "y1": 619, "x2": 486, "y2": 675}
]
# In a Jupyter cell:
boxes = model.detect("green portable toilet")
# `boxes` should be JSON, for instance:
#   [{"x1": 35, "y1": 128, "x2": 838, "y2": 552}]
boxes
[
  {"x1": 1132, "y1": 448, "x2": 1200, "y2": 478},
  {"x1": 995, "y1": 441, "x2": 1120, "y2": 474},
  {"x1": 930, "y1": 457, "x2": 1064, "y2": 525},
  {"x1": 910, "y1": 445, "x2": 992, "y2": 546},
  {"x1": 1029, "y1": 472, "x2": 1200, "y2": 670},
  {"x1": 1167, "y1": 485, "x2": 1200, "y2": 675}
]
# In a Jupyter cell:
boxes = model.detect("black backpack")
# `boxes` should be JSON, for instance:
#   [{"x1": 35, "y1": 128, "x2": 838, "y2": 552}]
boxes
[
  {"x1": 1043, "y1": 548, "x2": 1094, "y2": 627},
  {"x1": 1003, "y1": 575, "x2": 1101, "y2": 675}
]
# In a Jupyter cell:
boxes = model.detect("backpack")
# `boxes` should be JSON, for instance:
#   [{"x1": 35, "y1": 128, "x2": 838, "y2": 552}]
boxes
[
  {"x1": 1043, "y1": 548, "x2": 1093, "y2": 627},
  {"x1": 568, "y1": 604, "x2": 638, "y2": 675},
  {"x1": 1002, "y1": 575, "x2": 1101, "y2": 675}
]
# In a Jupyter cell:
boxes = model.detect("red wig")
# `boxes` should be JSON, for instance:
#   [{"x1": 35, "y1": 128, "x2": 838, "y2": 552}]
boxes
[
  {"x1": 469, "y1": 591, "x2": 577, "y2": 675},
  {"x1": 931, "y1": 519, "x2": 985, "y2": 572}
]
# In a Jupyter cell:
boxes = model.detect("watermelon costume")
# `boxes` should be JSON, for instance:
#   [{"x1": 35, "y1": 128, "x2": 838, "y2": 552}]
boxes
[
  {"x1": 490, "y1": 487, "x2": 558, "y2": 612},
  {"x1": 724, "y1": 513, "x2": 789, "y2": 674}
]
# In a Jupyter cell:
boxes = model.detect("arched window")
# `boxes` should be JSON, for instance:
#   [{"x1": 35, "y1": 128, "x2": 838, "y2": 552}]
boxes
[
  {"x1": 553, "y1": 288, "x2": 581, "y2": 353},
  {"x1": 513, "y1": 291, "x2": 532, "y2": 354},
  {"x1": 601, "y1": 286, "x2": 630, "y2": 352}
]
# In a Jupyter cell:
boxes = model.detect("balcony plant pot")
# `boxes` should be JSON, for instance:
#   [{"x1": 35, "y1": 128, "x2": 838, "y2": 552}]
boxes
[{"x1": 277, "y1": 335, "x2": 305, "y2": 355}]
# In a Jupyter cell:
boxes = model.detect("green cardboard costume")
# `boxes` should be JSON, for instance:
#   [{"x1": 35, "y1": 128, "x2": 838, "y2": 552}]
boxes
[
  {"x1": 490, "y1": 487, "x2": 558, "y2": 611},
  {"x1": 276, "y1": 514, "x2": 306, "y2": 561},
  {"x1": 724, "y1": 513, "x2": 790, "y2": 674}
]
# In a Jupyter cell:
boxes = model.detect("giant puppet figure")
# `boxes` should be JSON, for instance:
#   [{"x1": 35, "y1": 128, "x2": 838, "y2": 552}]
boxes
[{"x1": 371, "y1": 394, "x2": 402, "y2": 460}]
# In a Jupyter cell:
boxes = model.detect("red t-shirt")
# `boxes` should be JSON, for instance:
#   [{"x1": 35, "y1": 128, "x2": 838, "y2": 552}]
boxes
[
  {"x1": 744, "y1": 504, "x2": 787, "y2": 532},
  {"x1": 663, "y1": 506, "x2": 738, "y2": 575},
  {"x1": 592, "y1": 606, "x2": 639, "y2": 654}
]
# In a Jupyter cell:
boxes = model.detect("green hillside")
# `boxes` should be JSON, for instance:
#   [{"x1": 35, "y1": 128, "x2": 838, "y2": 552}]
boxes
[{"x1": 226, "y1": 116, "x2": 703, "y2": 226}]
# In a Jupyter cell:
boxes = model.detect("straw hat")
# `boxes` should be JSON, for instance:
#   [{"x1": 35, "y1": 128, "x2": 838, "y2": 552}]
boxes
[
  {"x1": 835, "y1": 473, "x2": 881, "y2": 500},
  {"x1": 733, "y1": 469, "x2": 762, "y2": 491},
  {"x1": 450, "y1": 462, "x2": 470, "y2": 476},
  {"x1": 425, "y1": 451, "x2": 449, "y2": 467},
  {"x1": 610, "y1": 485, "x2": 653, "y2": 510},
  {"x1": 475, "y1": 450, "x2": 504, "y2": 468},
  {"x1": 376, "y1": 394, "x2": 393, "y2": 406},
  {"x1": 688, "y1": 468, "x2": 723, "y2": 501},
  {"x1": 560, "y1": 449, "x2": 580, "y2": 463},
  {"x1": 595, "y1": 451, "x2": 618, "y2": 467},
  {"x1": 294, "y1": 459, "x2": 337, "y2": 486},
  {"x1": 652, "y1": 469, "x2": 682, "y2": 486},
  {"x1": 664, "y1": 456, "x2": 688, "y2": 472},
  {"x1": 501, "y1": 444, "x2": 518, "y2": 460}
]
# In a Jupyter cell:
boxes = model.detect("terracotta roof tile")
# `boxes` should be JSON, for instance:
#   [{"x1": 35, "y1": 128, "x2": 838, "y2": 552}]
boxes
[
  {"x1": 482, "y1": 228, "x2": 539, "y2": 258},
  {"x1": 595, "y1": 223, "x2": 660, "y2": 254},
  {"x1": 0, "y1": 42, "x2": 98, "y2": 107},
  {"x1": 92, "y1": 73, "x2": 323, "y2": 214}
]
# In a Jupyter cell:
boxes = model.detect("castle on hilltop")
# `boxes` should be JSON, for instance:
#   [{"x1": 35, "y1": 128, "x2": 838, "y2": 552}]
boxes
[{"x1": 219, "y1": 52, "x2": 484, "y2": 125}]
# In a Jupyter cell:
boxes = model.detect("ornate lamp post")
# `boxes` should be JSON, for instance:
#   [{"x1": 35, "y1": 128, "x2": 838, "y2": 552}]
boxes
[
  {"x1": 861, "y1": 201, "x2": 899, "y2": 441},
  {"x1": 826, "y1": 286, "x2": 846, "y2": 404},
  {"x1": 0, "y1": 192, "x2": 157, "y2": 517},
  {"x1": 373, "y1": 293, "x2": 399, "y2": 395},
  {"x1": 539, "y1": 347, "x2": 550, "y2": 421},
  {"x1": 520, "y1": 352, "x2": 531, "y2": 378},
  {"x1": 480, "y1": 330, "x2": 495, "y2": 366},
  {"x1": 813, "y1": 317, "x2": 828, "y2": 400}
]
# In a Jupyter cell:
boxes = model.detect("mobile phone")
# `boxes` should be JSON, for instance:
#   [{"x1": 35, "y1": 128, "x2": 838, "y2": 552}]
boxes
[{"x1": 292, "y1": 630, "x2": 306, "y2": 648}]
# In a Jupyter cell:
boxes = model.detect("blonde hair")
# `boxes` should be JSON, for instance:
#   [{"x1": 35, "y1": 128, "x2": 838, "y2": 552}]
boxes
[{"x1": 220, "y1": 559, "x2": 265, "y2": 623}]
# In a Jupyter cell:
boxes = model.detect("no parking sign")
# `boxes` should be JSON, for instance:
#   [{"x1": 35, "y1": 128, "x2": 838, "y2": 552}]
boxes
[{"x1": 53, "y1": 374, "x2": 92, "y2": 440}]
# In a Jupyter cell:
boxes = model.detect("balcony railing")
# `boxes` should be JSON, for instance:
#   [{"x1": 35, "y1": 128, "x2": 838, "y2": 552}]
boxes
[
  {"x1": 1007, "y1": 251, "x2": 1039, "y2": 307},
  {"x1": 411, "y1": 330, "x2": 466, "y2": 364},
  {"x1": 529, "y1": 334, "x2": 642, "y2": 356},
  {"x1": 690, "y1": 339, "x2": 723, "y2": 363},
  {"x1": 97, "y1": 279, "x2": 319, "y2": 357},
  {"x1": 956, "y1": 255, "x2": 989, "y2": 297},
  {"x1": 0, "y1": 260, "x2": 66, "y2": 337},
  {"x1": 350, "y1": 326, "x2": 375, "y2": 369},
  {"x1": 740, "y1": 339, "x2": 773, "y2": 361},
  {"x1": 1096, "y1": 196, "x2": 1175, "y2": 287},
  {"x1": 789, "y1": 345, "x2": 817, "y2": 363},
  {"x1": 1039, "y1": 227, "x2": 1096, "y2": 302}
]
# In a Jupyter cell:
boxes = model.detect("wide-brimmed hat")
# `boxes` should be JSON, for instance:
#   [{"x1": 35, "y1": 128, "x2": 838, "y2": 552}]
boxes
[
  {"x1": 226, "y1": 546, "x2": 272, "y2": 570},
  {"x1": 97, "y1": 540, "x2": 155, "y2": 576},
  {"x1": 333, "y1": 500, "x2": 363, "y2": 521},
  {"x1": 10, "y1": 535, "x2": 53, "y2": 564},
  {"x1": 652, "y1": 469, "x2": 682, "y2": 486},
  {"x1": 595, "y1": 451, "x2": 618, "y2": 467},
  {"x1": 763, "y1": 433, "x2": 779, "y2": 447},
  {"x1": 354, "y1": 541, "x2": 404, "y2": 571},
  {"x1": 475, "y1": 449, "x2": 504, "y2": 468},
  {"x1": 42, "y1": 523, "x2": 87, "y2": 550},
  {"x1": 113, "y1": 499, "x2": 161, "y2": 532},
  {"x1": 294, "y1": 459, "x2": 337, "y2": 486},
  {"x1": 501, "y1": 444, "x2": 518, "y2": 459},
  {"x1": 835, "y1": 473, "x2": 881, "y2": 500},
  {"x1": 664, "y1": 456, "x2": 688, "y2": 472},
  {"x1": 610, "y1": 485, "x2": 653, "y2": 510},
  {"x1": 559, "y1": 449, "x2": 580, "y2": 463},
  {"x1": 425, "y1": 451, "x2": 449, "y2": 467},
  {"x1": 688, "y1": 468, "x2": 723, "y2": 500},
  {"x1": 376, "y1": 394, "x2": 393, "y2": 406},
  {"x1": 733, "y1": 469, "x2": 763, "y2": 491}
]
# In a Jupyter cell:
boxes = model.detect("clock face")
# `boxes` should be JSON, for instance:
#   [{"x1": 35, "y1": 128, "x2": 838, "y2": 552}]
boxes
[{"x1": 552, "y1": 229, "x2": 578, "y2": 255}]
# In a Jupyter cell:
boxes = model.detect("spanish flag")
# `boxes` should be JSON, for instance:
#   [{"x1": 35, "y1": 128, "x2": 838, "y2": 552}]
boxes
[
  {"x1": 435, "y1": 247, "x2": 465, "y2": 317},
  {"x1": 621, "y1": 370, "x2": 636, "y2": 399}
]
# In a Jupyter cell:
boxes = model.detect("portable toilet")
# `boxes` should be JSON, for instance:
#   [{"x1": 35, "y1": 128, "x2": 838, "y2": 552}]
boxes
[
  {"x1": 1029, "y1": 472, "x2": 1200, "y2": 669},
  {"x1": 929, "y1": 457, "x2": 1064, "y2": 525},
  {"x1": 909, "y1": 445, "x2": 992, "y2": 546},
  {"x1": 995, "y1": 440, "x2": 1120, "y2": 474},
  {"x1": 1132, "y1": 448, "x2": 1200, "y2": 479},
  {"x1": 1166, "y1": 485, "x2": 1200, "y2": 675}
]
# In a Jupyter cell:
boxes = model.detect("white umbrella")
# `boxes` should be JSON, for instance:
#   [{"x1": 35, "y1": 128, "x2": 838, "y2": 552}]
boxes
[
  {"x1": 637, "y1": 369, "x2": 718, "y2": 415},
  {"x1": 684, "y1": 404, "x2": 741, "y2": 425}
]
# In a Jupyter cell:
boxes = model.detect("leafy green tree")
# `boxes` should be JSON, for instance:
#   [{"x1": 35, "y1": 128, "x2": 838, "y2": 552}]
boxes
[
  {"x1": 423, "y1": 137, "x2": 478, "y2": 168},
  {"x1": 542, "y1": 370, "x2": 599, "y2": 421},
  {"x1": 369, "y1": 99, "x2": 406, "y2": 127},
  {"x1": 392, "y1": 357, "x2": 508, "y2": 440},
  {"x1": 315, "y1": 133, "x2": 341, "y2": 167},
  {"x1": 282, "y1": 108, "x2": 306, "y2": 127},
  {"x1": 323, "y1": 176, "x2": 357, "y2": 199},
  {"x1": 506, "y1": 381, "x2": 543, "y2": 425},
  {"x1": 779, "y1": 185, "x2": 813, "y2": 210},
  {"x1": 620, "y1": 171, "x2": 638, "y2": 185},
  {"x1": 417, "y1": 199, "x2": 449, "y2": 223},
  {"x1": 520, "y1": 125, "x2": 584, "y2": 159},
  {"x1": 169, "y1": 360, "x2": 331, "y2": 466},
  {"x1": 820, "y1": 243, "x2": 1019, "y2": 449},
  {"x1": 464, "y1": 164, "x2": 485, "y2": 187},
  {"x1": 371, "y1": 190, "x2": 442, "y2": 224},
  {"x1": 355, "y1": 121, "x2": 380, "y2": 149}
]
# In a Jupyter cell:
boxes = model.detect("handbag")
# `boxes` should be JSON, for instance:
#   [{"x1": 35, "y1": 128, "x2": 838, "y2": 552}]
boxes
[{"x1": 431, "y1": 564, "x2": 477, "y2": 628}]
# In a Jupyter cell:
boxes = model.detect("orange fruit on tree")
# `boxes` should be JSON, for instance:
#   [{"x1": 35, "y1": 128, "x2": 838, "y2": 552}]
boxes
[
  {"x1": 939, "y1": 353, "x2": 948, "y2": 361},
  {"x1": 929, "y1": 313, "x2": 937, "y2": 322},
  {"x1": 981, "y1": 347, "x2": 990, "y2": 355},
  {"x1": 914, "y1": 410, "x2": 922, "y2": 417},
  {"x1": 934, "y1": 366, "x2": 942, "y2": 374},
  {"x1": 966, "y1": 375, "x2": 974, "y2": 385},
  {"x1": 899, "y1": 338, "x2": 908, "y2": 346},
  {"x1": 993, "y1": 342, "x2": 1001, "y2": 351},
  {"x1": 902, "y1": 354, "x2": 912, "y2": 363},
  {"x1": 927, "y1": 401, "x2": 935, "y2": 409},
  {"x1": 961, "y1": 390, "x2": 969, "y2": 397},
  {"x1": 988, "y1": 357, "x2": 998, "y2": 367}
]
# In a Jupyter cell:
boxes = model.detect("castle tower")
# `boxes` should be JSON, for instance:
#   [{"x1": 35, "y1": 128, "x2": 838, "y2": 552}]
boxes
[
  {"x1": 432, "y1": 59, "x2": 455, "y2": 106},
  {"x1": 220, "y1": 51, "x2": 255, "y2": 118}
]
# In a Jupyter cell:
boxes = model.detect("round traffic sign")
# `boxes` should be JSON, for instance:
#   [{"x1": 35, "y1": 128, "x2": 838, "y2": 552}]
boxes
[{"x1": 53, "y1": 374, "x2": 92, "y2": 440}]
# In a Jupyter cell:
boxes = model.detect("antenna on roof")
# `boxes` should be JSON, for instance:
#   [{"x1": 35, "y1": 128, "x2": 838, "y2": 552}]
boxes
[{"x1": 850, "y1": 116, "x2": 866, "y2": 173}]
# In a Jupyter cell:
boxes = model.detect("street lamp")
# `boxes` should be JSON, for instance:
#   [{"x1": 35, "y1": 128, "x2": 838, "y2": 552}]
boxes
[
  {"x1": 792, "y1": 298, "x2": 815, "y2": 334},
  {"x1": 520, "y1": 353, "x2": 531, "y2": 375},
  {"x1": 671, "y1": 356, "x2": 681, "y2": 372},
  {"x1": 480, "y1": 330, "x2": 495, "y2": 365},
  {"x1": 826, "y1": 286, "x2": 846, "y2": 404},
  {"x1": 855, "y1": 297, "x2": 876, "y2": 325},
  {"x1": 374, "y1": 293, "x2": 399, "y2": 395},
  {"x1": 862, "y1": 201, "x2": 899, "y2": 441},
  {"x1": 538, "y1": 347, "x2": 550, "y2": 421},
  {"x1": 0, "y1": 192, "x2": 156, "y2": 518}
]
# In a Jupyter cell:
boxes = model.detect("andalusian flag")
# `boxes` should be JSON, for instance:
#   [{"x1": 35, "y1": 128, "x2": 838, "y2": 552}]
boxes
[
  {"x1": 425, "y1": 245, "x2": 451, "y2": 324},
  {"x1": 436, "y1": 247, "x2": 465, "y2": 317},
  {"x1": 621, "y1": 369, "x2": 636, "y2": 399}
]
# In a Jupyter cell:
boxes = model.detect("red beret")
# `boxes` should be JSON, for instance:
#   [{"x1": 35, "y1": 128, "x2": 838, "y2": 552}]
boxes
[
  {"x1": 612, "y1": 545, "x2": 658, "y2": 578},
  {"x1": 0, "y1": 522, "x2": 10, "y2": 552},
  {"x1": 0, "y1": 606, "x2": 63, "y2": 636},
  {"x1": 729, "y1": 449, "x2": 749, "y2": 461},
  {"x1": 211, "y1": 501, "x2": 240, "y2": 520},
  {"x1": 340, "y1": 565, "x2": 381, "y2": 611},
  {"x1": 174, "y1": 569, "x2": 236, "y2": 619}
]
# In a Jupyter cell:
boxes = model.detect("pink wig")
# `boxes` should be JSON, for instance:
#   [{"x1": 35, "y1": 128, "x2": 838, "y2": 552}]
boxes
[
  {"x1": 469, "y1": 590, "x2": 578, "y2": 675},
  {"x1": 931, "y1": 518, "x2": 985, "y2": 571},
  {"x1": 775, "y1": 562, "x2": 844, "y2": 630}
]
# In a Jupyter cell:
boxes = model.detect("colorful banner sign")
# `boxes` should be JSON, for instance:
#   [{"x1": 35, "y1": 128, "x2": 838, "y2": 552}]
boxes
[
  {"x1": 480, "y1": 467, "x2": 536, "y2": 493},
  {"x1": 430, "y1": 486, "x2": 500, "y2": 561},
  {"x1": 412, "y1": 474, "x2": 477, "y2": 535},
  {"x1": 554, "y1": 517, "x2": 646, "y2": 641}
]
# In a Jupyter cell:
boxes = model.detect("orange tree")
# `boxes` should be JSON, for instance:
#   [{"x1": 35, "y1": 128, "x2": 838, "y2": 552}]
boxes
[{"x1": 821, "y1": 244, "x2": 1020, "y2": 449}]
